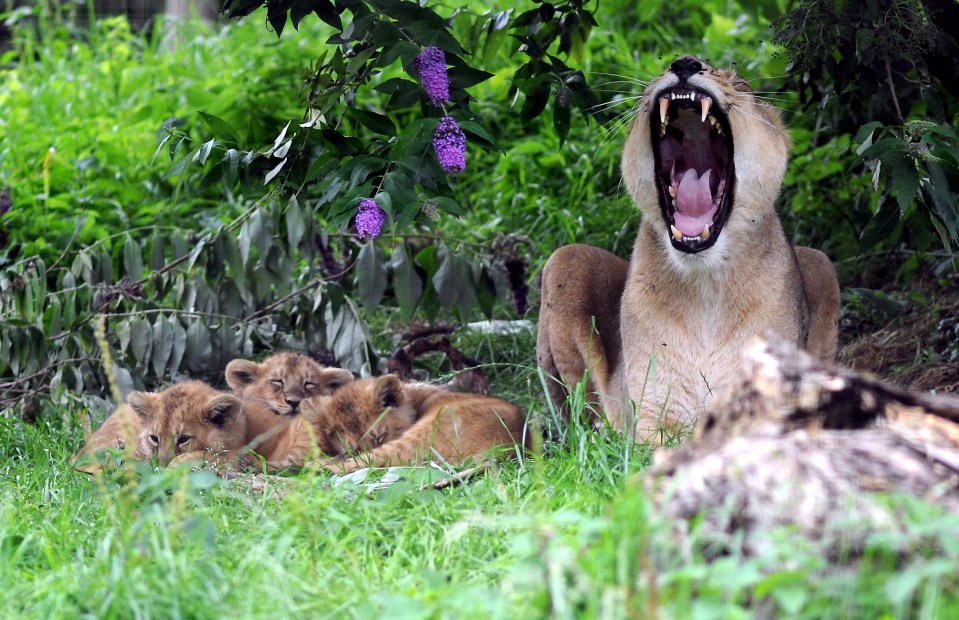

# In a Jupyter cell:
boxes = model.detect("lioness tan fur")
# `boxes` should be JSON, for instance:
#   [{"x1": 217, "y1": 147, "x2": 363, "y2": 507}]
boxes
[
  {"x1": 225, "y1": 351, "x2": 354, "y2": 416},
  {"x1": 72, "y1": 381, "x2": 247, "y2": 473},
  {"x1": 537, "y1": 56, "x2": 840, "y2": 441},
  {"x1": 300, "y1": 376, "x2": 529, "y2": 473}
]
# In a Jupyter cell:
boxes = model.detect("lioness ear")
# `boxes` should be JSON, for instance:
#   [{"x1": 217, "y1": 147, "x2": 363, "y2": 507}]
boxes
[
  {"x1": 205, "y1": 395, "x2": 242, "y2": 428},
  {"x1": 225, "y1": 359, "x2": 260, "y2": 390},
  {"x1": 127, "y1": 391, "x2": 155, "y2": 420},
  {"x1": 324, "y1": 369, "x2": 355, "y2": 393},
  {"x1": 373, "y1": 375, "x2": 404, "y2": 410}
]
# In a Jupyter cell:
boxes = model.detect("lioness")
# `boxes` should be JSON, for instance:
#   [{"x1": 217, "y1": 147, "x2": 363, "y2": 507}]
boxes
[
  {"x1": 537, "y1": 56, "x2": 840, "y2": 441},
  {"x1": 302, "y1": 376, "x2": 529, "y2": 473},
  {"x1": 72, "y1": 381, "x2": 248, "y2": 473}
]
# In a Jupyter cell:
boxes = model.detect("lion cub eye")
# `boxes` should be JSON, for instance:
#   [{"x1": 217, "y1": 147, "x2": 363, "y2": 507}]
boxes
[
  {"x1": 304, "y1": 381, "x2": 317, "y2": 391},
  {"x1": 148, "y1": 434, "x2": 160, "y2": 447},
  {"x1": 176, "y1": 435, "x2": 193, "y2": 450},
  {"x1": 270, "y1": 379, "x2": 284, "y2": 388}
]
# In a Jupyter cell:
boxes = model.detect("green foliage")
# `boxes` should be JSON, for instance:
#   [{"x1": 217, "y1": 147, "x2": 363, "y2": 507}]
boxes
[{"x1": 773, "y1": 0, "x2": 959, "y2": 255}]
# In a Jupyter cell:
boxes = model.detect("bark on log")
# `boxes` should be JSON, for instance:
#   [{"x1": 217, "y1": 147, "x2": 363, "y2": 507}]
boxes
[{"x1": 647, "y1": 337, "x2": 959, "y2": 558}]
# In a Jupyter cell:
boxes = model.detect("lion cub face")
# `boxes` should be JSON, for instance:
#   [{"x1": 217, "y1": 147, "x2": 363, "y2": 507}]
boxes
[
  {"x1": 309, "y1": 375, "x2": 416, "y2": 457},
  {"x1": 226, "y1": 352, "x2": 353, "y2": 416},
  {"x1": 621, "y1": 55, "x2": 791, "y2": 256},
  {"x1": 127, "y1": 381, "x2": 247, "y2": 465}
]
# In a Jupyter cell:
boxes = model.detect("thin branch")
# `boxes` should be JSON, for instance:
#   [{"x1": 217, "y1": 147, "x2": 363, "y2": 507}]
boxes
[{"x1": 884, "y1": 59, "x2": 905, "y2": 126}]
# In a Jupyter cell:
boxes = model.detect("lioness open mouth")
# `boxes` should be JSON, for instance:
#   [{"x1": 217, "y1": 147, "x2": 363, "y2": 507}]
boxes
[{"x1": 650, "y1": 86, "x2": 734, "y2": 253}]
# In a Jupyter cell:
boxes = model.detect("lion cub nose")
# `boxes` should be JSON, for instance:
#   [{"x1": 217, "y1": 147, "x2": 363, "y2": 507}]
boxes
[
  {"x1": 670, "y1": 56, "x2": 704, "y2": 81},
  {"x1": 285, "y1": 398, "x2": 301, "y2": 412}
]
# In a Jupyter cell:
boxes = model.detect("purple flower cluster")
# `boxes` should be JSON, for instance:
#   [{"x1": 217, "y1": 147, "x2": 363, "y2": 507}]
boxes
[
  {"x1": 415, "y1": 47, "x2": 450, "y2": 106},
  {"x1": 355, "y1": 198, "x2": 386, "y2": 240},
  {"x1": 432, "y1": 116, "x2": 467, "y2": 176}
]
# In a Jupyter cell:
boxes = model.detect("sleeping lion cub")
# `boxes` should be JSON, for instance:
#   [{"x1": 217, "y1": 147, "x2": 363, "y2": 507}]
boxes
[
  {"x1": 74, "y1": 352, "x2": 355, "y2": 473},
  {"x1": 225, "y1": 351, "x2": 353, "y2": 415},
  {"x1": 537, "y1": 55, "x2": 841, "y2": 441},
  {"x1": 72, "y1": 381, "x2": 248, "y2": 473},
  {"x1": 231, "y1": 376, "x2": 529, "y2": 472},
  {"x1": 305, "y1": 376, "x2": 529, "y2": 473}
]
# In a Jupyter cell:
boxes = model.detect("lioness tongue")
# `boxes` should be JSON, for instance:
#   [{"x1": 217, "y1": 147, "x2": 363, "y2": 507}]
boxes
[{"x1": 674, "y1": 169, "x2": 717, "y2": 237}]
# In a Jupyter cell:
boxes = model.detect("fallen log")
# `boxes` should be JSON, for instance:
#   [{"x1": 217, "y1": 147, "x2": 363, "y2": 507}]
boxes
[{"x1": 647, "y1": 337, "x2": 959, "y2": 559}]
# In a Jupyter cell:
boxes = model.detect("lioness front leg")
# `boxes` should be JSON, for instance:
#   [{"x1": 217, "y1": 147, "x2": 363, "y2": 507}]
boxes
[{"x1": 536, "y1": 243, "x2": 628, "y2": 425}]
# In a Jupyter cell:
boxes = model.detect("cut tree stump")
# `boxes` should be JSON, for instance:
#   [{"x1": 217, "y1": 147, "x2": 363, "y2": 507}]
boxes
[{"x1": 647, "y1": 336, "x2": 959, "y2": 558}]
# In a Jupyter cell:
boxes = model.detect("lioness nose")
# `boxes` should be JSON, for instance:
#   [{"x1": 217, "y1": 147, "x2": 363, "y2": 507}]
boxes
[{"x1": 670, "y1": 56, "x2": 703, "y2": 81}]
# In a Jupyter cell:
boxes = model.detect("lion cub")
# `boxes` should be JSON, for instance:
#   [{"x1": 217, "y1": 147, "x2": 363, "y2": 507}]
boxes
[
  {"x1": 225, "y1": 351, "x2": 354, "y2": 416},
  {"x1": 214, "y1": 352, "x2": 354, "y2": 470},
  {"x1": 304, "y1": 377, "x2": 529, "y2": 473},
  {"x1": 72, "y1": 381, "x2": 247, "y2": 473}
]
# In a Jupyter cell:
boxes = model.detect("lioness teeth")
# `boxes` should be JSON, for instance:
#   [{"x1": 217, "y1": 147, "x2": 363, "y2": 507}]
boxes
[
  {"x1": 669, "y1": 185, "x2": 677, "y2": 198},
  {"x1": 701, "y1": 224, "x2": 711, "y2": 240},
  {"x1": 659, "y1": 98, "x2": 669, "y2": 124},
  {"x1": 700, "y1": 97, "x2": 712, "y2": 122},
  {"x1": 670, "y1": 225, "x2": 683, "y2": 241}
]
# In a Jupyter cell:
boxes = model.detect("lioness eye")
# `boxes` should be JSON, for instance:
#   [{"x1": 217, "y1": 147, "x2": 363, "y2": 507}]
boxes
[
  {"x1": 148, "y1": 434, "x2": 159, "y2": 446},
  {"x1": 176, "y1": 435, "x2": 192, "y2": 447}
]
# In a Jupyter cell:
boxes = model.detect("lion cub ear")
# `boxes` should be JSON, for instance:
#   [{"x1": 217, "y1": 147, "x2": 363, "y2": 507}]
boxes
[
  {"x1": 225, "y1": 359, "x2": 261, "y2": 390},
  {"x1": 324, "y1": 368, "x2": 355, "y2": 393},
  {"x1": 205, "y1": 394, "x2": 243, "y2": 428},
  {"x1": 373, "y1": 375, "x2": 405, "y2": 410},
  {"x1": 127, "y1": 391, "x2": 156, "y2": 420}
]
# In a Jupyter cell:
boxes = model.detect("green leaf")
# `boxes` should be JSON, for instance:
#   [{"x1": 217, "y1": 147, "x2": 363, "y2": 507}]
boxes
[
  {"x1": 923, "y1": 163, "x2": 959, "y2": 240},
  {"x1": 285, "y1": 197, "x2": 306, "y2": 249},
  {"x1": 348, "y1": 156, "x2": 387, "y2": 189},
  {"x1": 151, "y1": 133, "x2": 172, "y2": 166},
  {"x1": 151, "y1": 317, "x2": 173, "y2": 378},
  {"x1": 130, "y1": 318, "x2": 152, "y2": 366},
  {"x1": 447, "y1": 64, "x2": 495, "y2": 89},
  {"x1": 521, "y1": 87, "x2": 550, "y2": 124},
  {"x1": 890, "y1": 156, "x2": 919, "y2": 214},
  {"x1": 391, "y1": 243, "x2": 422, "y2": 320},
  {"x1": 859, "y1": 196, "x2": 901, "y2": 251},
  {"x1": 267, "y1": 0, "x2": 292, "y2": 36},
  {"x1": 455, "y1": 119, "x2": 501, "y2": 151},
  {"x1": 859, "y1": 137, "x2": 906, "y2": 161},
  {"x1": 148, "y1": 231, "x2": 165, "y2": 271},
  {"x1": 356, "y1": 242, "x2": 388, "y2": 315},
  {"x1": 185, "y1": 319, "x2": 213, "y2": 373},
  {"x1": 238, "y1": 220, "x2": 253, "y2": 268},
  {"x1": 193, "y1": 139, "x2": 215, "y2": 165},
  {"x1": 169, "y1": 318, "x2": 187, "y2": 376},
  {"x1": 553, "y1": 98, "x2": 571, "y2": 146},
  {"x1": 392, "y1": 119, "x2": 438, "y2": 160},
  {"x1": 221, "y1": 148, "x2": 239, "y2": 188},
  {"x1": 348, "y1": 109, "x2": 397, "y2": 137},
  {"x1": 264, "y1": 157, "x2": 288, "y2": 185},
  {"x1": 122, "y1": 234, "x2": 144, "y2": 279},
  {"x1": 432, "y1": 243, "x2": 457, "y2": 313},
  {"x1": 430, "y1": 196, "x2": 466, "y2": 216},
  {"x1": 200, "y1": 112, "x2": 240, "y2": 147},
  {"x1": 476, "y1": 269, "x2": 497, "y2": 319}
]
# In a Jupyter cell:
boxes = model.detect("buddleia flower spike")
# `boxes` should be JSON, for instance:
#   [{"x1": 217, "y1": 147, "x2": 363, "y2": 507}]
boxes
[
  {"x1": 432, "y1": 116, "x2": 467, "y2": 176},
  {"x1": 414, "y1": 46, "x2": 450, "y2": 106},
  {"x1": 355, "y1": 198, "x2": 386, "y2": 240}
]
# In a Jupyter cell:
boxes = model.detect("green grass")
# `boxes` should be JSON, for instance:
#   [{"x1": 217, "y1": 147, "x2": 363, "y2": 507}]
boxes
[
  {"x1": 4, "y1": 330, "x2": 959, "y2": 619},
  {"x1": 3, "y1": 3, "x2": 959, "y2": 617}
]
